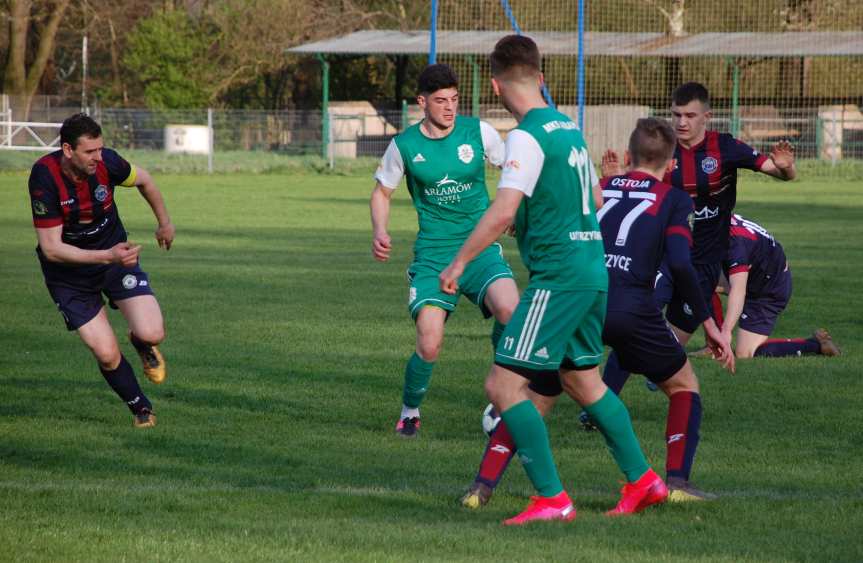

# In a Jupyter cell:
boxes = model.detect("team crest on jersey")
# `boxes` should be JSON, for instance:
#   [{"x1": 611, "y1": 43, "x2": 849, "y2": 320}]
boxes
[
  {"x1": 32, "y1": 200, "x2": 47, "y2": 215},
  {"x1": 457, "y1": 144, "x2": 474, "y2": 164},
  {"x1": 95, "y1": 185, "x2": 109, "y2": 202},
  {"x1": 122, "y1": 274, "x2": 138, "y2": 290},
  {"x1": 701, "y1": 157, "x2": 718, "y2": 174}
]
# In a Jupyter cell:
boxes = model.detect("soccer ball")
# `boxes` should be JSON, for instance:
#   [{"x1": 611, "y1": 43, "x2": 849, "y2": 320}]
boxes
[{"x1": 482, "y1": 403, "x2": 501, "y2": 437}]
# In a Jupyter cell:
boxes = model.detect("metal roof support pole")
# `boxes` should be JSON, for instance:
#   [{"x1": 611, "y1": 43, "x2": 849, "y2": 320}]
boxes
[
  {"x1": 577, "y1": 0, "x2": 586, "y2": 130},
  {"x1": 429, "y1": 0, "x2": 439, "y2": 64},
  {"x1": 500, "y1": 0, "x2": 555, "y2": 109},
  {"x1": 729, "y1": 57, "x2": 741, "y2": 138},
  {"x1": 401, "y1": 98, "x2": 408, "y2": 131},
  {"x1": 316, "y1": 53, "x2": 330, "y2": 161},
  {"x1": 468, "y1": 55, "x2": 480, "y2": 117}
]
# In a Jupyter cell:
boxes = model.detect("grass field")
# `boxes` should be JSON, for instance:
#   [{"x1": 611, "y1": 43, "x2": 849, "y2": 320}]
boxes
[{"x1": 1, "y1": 168, "x2": 861, "y2": 562}]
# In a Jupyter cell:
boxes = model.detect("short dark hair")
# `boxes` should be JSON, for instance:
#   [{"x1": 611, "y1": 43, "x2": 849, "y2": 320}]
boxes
[
  {"x1": 489, "y1": 34, "x2": 541, "y2": 78},
  {"x1": 417, "y1": 64, "x2": 458, "y2": 95},
  {"x1": 672, "y1": 82, "x2": 710, "y2": 109},
  {"x1": 628, "y1": 117, "x2": 677, "y2": 168},
  {"x1": 60, "y1": 113, "x2": 102, "y2": 148}
]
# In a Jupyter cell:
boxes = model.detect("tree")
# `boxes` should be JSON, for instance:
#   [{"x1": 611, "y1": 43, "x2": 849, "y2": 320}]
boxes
[
  {"x1": 122, "y1": 9, "x2": 217, "y2": 109},
  {"x1": 644, "y1": 0, "x2": 686, "y2": 95},
  {"x1": 2, "y1": 0, "x2": 71, "y2": 119}
]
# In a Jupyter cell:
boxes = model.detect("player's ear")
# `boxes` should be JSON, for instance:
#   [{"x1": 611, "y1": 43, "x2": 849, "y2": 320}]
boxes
[
  {"x1": 538, "y1": 72, "x2": 545, "y2": 88},
  {"x1": 417, "y1": 94, "x2": 427, "y2": 109},
  {"x1": 491, "y1": 78, "x2": 501, "y2": 97},
  {"x1": 61, "y1": 142, "x2": 74, "y2": 159},
  {"x1": 623, "y1": 151, "x2": 632, "y2": 167},
  {"x1": 666, "y1": 158, "x2": 677, "y2": 174}
]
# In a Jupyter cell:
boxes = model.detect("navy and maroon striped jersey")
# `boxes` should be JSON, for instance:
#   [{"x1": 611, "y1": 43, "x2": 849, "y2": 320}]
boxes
[
  {"x1": 29, "y1": 148, "x2": 134, "y2": 267},
  {"x1": 664, "y1": 131, "x2": 768, "y2": 265},
  {"x1": 598, "y1": 171, "x2": 695, "y2": 315},
  {"x1": 725, "y1": 214, "x2": 788, "y2": 298}
]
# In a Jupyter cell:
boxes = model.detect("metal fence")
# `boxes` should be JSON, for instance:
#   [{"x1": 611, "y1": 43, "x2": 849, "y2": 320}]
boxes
[{"x1": 2, "y1": 95, "x2": 861, "y2": 173}]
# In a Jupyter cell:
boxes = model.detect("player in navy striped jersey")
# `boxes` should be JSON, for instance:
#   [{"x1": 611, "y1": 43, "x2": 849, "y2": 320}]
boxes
[
  {"x1": 720, "y1": 214, "x2": 840, "y2": 358},
  {"x1": 28, "y1": 114, "x2": 173, "y2": 428},
  {"x1": 599, "y1": 118, "x2": 734, "y2": 501},
  {"x1": 598, "y1": 82, "x2": 797, "y2": 397}
]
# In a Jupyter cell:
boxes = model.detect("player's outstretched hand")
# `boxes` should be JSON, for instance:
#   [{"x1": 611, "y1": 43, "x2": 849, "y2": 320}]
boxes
[
  {"x1": 372, "y1": 232, "x2": 392, "y2": 262},
  {"x1": 769, "y1": 140, "x2": 795, "y2": 171},
  {"x1": 110, "y1": 242, "x2": 141, "y2": 268},
  {"x1": 601, "y1": 149, "x2": 624, "y2": 178},
  {"x1": 155, "y1": 222, "x2": 175, "y2": 250},
  {"x1": 704, "y1": 318, "x2": 735, "y2": 374},
  {"x1": 439, "y1": 261, "x2": 464, "y2": 295}
]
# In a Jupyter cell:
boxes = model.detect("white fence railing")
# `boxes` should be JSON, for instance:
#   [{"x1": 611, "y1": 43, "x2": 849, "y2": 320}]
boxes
[{"x1": 0, "y1": 109, "x2": 61, "y2": 151}]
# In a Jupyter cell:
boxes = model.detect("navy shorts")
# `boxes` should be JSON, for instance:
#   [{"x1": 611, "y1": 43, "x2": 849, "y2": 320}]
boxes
[
  {"x1": 43, "y1": 263, "x2": 155, "y2": 331},
  {"x1": 603, "y1": 309, "x2": 688, "y2": 383},
  {"x1": 662, "y1": 261, "x2": 722, "y2": 334},
  {"x1": 739, "y1": 271, "x2": 792, "y2": 336}
]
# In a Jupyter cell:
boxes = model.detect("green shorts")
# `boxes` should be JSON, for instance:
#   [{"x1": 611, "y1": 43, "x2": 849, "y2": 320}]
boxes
[
  {"x1": 495, "y1": 287, "x2": 606, "y2": 372},
  {"x1": 408, "y1": 242, "x2": 514, "y2": 320}
]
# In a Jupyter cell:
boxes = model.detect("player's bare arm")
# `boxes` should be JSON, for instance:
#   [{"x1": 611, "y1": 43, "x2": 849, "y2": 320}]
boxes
[
  {"x1": 36, "y1": 224, "x2": 140, "y2": 267},
  {"x1": 721, "y1": 271, "x2": 748, "y2": 341},
  {"x1": 592, "y1": 181, "x2": 603, "y2": 210},
  {"x1": 439, "y1": 188, "x2": 523, "y2": 294},
  {"x1": 133, "y1": 166, "x2": 174, "y2": 250},
  {"x1": 760, "y1": 140, "x2": 796, "y2": 181},
  {"x1": 369, "y1": 182, "x2": 394, "y2": 262},
  {"x1": 702, "y1": 317, "x2": 735, "y2": 374}
]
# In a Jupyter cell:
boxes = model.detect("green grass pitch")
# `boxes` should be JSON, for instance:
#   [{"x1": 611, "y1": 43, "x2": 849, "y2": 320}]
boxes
[{"x1": 1, "y1": 168, "x2": 861, "y2": 562}]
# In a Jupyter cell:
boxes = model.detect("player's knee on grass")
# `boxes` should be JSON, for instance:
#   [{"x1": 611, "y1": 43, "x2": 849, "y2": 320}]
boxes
[
  {"x1": 735, "y1": 345, "x2": 757, "y2": 359},
  {"x1": 735, "y1": 329, "x2": 768, "y2": 359}
]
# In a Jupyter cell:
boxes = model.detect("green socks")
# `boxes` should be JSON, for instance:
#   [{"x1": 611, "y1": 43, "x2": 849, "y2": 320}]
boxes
[
  {"x1": 501, "y1": 400, "x2": 564, "y2": 497},
  {"x1": 402, "y1": 352, "x2": 435, "y2": 408},
  {"x1": 584, "y1": 389, "x2": 649, "y2": 483}
]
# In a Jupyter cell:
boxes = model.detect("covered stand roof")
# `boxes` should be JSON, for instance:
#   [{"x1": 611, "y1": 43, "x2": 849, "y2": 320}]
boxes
[{"x1": 289, "y1": 30, "x2": 863, "y2": 57}]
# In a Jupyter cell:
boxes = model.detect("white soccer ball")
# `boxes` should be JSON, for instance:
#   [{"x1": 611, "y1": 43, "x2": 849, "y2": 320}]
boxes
[{"x1": 482, "y1": 403, "x2": 501, "y2": 437}]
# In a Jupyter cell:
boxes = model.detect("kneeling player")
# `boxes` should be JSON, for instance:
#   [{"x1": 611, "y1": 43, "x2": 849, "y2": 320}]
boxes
[
  {"x1": 460, "y1": 118, "x2": 734, "y2": 508},
  {"x1": 720, "y1": 214, "x2": 840, "y2": 358},
  {"x1": 29, "y1": 113, "x2": 173, "y2": 428}
]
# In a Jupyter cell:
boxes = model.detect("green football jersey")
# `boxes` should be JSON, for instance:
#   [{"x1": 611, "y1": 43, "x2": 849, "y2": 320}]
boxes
[
  {"x1": 500, "y1": 107, "x2": 607, "y2": 291},
  {"x1": 389, "y1": 116, "x2": 490, "y2": 255}
]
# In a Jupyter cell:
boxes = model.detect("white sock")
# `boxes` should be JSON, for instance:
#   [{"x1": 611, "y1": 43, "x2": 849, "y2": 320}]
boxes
[{"x1": 401, "y1": 405, "x2": 420, "y2": 419}]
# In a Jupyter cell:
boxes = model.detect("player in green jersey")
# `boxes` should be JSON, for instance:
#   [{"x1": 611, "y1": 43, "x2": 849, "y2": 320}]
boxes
[
  {"x1": 370, "y1": 64, "x2": 520, "y2": 438},
  {"x1": 440, "y1": 35, "x2": 666, "y2": 525}
]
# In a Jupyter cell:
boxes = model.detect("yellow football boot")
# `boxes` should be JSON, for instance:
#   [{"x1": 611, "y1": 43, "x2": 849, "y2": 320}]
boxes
[
  {"x1": 130, "y1": 334, "x2": 167, "y2": 384},
  {"x1": 133, "y1": 409, "x2": 157, "y2": 429}
]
